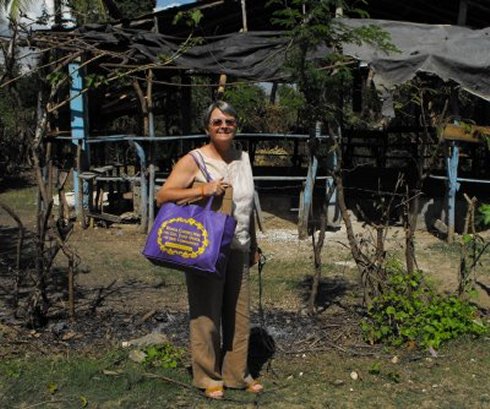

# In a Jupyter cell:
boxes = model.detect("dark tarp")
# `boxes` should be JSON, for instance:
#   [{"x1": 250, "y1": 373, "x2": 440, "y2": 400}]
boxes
[
  {"x1": 341, "y1": 18, "x2": 490, "y2": 113},
  {"x1": 69, "y1": 26, "x2": 291, "y2": 81},
  {"x1": 39, "y1": 18, "x2": 490, "y2": 106},
  {"x1": 173, "y1": 32, "x2": 291, "y2": 80}
]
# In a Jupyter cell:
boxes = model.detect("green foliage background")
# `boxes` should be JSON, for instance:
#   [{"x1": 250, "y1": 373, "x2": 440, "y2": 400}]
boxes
[{"x1": 69, "y1": 0, "x2": 156, "y2": 24}]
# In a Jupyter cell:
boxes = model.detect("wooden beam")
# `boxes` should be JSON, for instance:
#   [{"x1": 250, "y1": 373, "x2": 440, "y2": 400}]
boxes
[{"x1": 442, "y1": 123, "x2": 490, "y2": 143}]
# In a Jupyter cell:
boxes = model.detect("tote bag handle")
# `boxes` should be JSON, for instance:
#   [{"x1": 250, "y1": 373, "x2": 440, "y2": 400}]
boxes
[
  {"x1": 189, "y1": 150, "x2": 216, "y2": 211},
  {"x1": 189, "y1": 150, "x2": 213, "y2": 182},
  {"x1": 188, "y1": 150, "x2": 233, "y2": 216}
]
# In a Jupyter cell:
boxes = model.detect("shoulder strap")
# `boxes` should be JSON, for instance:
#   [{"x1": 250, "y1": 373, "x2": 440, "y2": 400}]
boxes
[{"x1": 189, "y1": 150, "x2": 213, "y2": 182}]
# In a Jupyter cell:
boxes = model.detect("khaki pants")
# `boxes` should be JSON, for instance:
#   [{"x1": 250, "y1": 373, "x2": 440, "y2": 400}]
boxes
[{"x1": 185, "y1": 249, "x2": 253, "y2": 389}]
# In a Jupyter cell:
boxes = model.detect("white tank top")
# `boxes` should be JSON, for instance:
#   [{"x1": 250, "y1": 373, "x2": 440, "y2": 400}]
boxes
[{"x1": 193, "y1": 148, "x2": 255, "y2": 251}]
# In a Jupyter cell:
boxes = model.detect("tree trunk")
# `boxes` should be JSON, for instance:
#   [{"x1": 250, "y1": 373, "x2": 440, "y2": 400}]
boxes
[{"x1": 308, "y1": 201, "x2": 327, "y2": 314}]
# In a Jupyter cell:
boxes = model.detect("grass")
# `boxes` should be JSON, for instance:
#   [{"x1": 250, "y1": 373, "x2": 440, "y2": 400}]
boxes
[
  {"x1": 0, "y1": 349, "x2": 195, "y2": 409},
  {"x1": 0, "y1": 184, "x2": 38, "y2": 225},
  {"x1": 1, "y1": 185, "x2": 490, "y2": 408},
  {"x1": 1, "y1": 337, "x2": 489, "y2": 409}
]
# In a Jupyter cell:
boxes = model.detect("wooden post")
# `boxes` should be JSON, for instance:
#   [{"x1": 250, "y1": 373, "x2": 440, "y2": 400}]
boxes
[
  {"x1": 147, "y1": 69, "x2": 156, "y2": 231},
  {"x1": 240, "y1": 0, "x2": 248, "y2": 32},
  {"x1": 68, "y1": 258, "x2": 75, "y2": 319},
  {"x1": 253, "y1": 190, "x2": 264, "y2": 232},
  {"x1": 457, "y1": 0, "x2": 468, "y2": 25},
  {"x1": 326, "y1": 135, "x2": 340, "y2": 228},
  {"x1": 269, "y1": 82, "x2": 278, "y2": 104},
  {"x1": 298, "y1": 122, "x2": 320, "y2": 239},
  {"x1": 69, "y1": 60, "x2": 90, "y2": 222},
  {"x1": 130, "y1": 141, "x2": 148, "y2": 232},
  {"x1": 132, "y1": 79, "x2": 149, "y2": 136},
  {"x1": 447, "y1": 142, "x2": 460, "y2": 243},
  {"x1": 181, "y1": 74, "x2": 192, "y2": 135}
]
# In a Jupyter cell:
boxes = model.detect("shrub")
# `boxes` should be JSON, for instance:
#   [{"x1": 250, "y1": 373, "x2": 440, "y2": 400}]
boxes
[
  {"x1": 142, "y1": 343, "x2": 185, "y2": 369},
  {"x1": 361, "y1": 259, "x2": 487, "y2": 349},
  {"x1": 477, "y1": 203, "x2": 490, "y2": 227}
]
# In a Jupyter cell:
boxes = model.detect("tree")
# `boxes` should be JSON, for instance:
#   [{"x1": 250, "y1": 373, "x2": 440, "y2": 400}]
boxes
[
  {"x1": 67, "y1": 0, "x2": 156, "y2": 24},
  {"x1": 67, "y1": 0, "x2": 107, "y2": 24},
  {"x1": 224, "y1": 84, "x2": 267, "y2": 132},
  {"x1": 115, "y1": 0, "x2": 155, "y2": 19},
  {"x1": 0, "y1": 0, "x2": 38, "y2": 173},
  {"x1": 269, "y1": 0, "x2": 397, "y2": 312},
  {"x1": 0, "y1": 0, "x2": 195, "y2": 326},
  {"x1": 0, "y1": 0, "x2": 33, "y2": 21},
  {"x1": 0, "y1": 0, "x2": 156, "y2": 25}
]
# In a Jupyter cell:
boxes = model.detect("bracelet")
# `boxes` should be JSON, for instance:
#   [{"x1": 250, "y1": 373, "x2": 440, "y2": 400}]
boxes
[{"x1": 200, "y1": 184, "x2": 205, "y2": 197}]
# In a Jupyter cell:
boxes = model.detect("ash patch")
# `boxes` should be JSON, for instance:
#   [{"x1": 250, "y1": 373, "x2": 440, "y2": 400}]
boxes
[
  {"x1": 0, "y1": 309, "x2": 190, "y2": 356},
  {"x1": 252, "y1": 308, "x2": 365, "y2": 354},
  {"x1": 1, "y1": 305, "x2": 366, "y2": 358}
]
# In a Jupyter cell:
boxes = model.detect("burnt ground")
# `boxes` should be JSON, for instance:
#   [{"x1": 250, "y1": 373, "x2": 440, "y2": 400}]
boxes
[{"x1": 0, "y1": 215, "x2": 379, "y2": 363}]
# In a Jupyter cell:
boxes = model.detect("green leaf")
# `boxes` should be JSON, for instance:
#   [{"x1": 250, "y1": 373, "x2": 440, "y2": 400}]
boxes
[
  {"x1": 368, "y1": 362, "x2": 381, "y2": 375},
  {"x1": 80, "y1": 395, "x2": 88, "y2": 408},
  {"x1": 46, "y1": 382, "x2": 58, "y2": 395},
  {"x1": 386, "y1": 306, "x2": 396, "y2": 315},
  {"x1": 477, "y1": 204, "x2": 490, "y2": 226},
  {"x1": 387, "y1": 372, "x2": 401, "y2": 383},
  {"x1": 173, "y1": 10, "x2": 203, "y2": 27}
]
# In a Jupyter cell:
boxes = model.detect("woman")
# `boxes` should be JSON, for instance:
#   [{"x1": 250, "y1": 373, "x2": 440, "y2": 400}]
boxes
[{"x1": 156, "y1": 100, "x2": 263, "y2": 399}]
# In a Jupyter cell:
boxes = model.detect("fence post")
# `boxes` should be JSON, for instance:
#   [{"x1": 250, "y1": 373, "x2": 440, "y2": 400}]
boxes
[
  {"x1": 147, "y1": 69, "x2": 156, "y2": 232},
  {"x1": 326, "y1": 132, "x2": 340, "y2": 228},
  {"x1": 298, "y1": 122, "x2": 320, "y2": 239},
  {"x1": 130, "y1": 141, "x2": 148, "y2": 232}
]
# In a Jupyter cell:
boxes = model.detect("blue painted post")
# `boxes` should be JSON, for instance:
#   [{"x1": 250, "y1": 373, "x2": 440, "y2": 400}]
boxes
[
  {"x1": 298, "y1": 122, "x2": 320, "y2": 239},
  {"x1": 69, "y1": 61, "x2": 90, "y2": 219},
  {"x1": 447, "y1": 142, "x2": 460, "y2": 242}
]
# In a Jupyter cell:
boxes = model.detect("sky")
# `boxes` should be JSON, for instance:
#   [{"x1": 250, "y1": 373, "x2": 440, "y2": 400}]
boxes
[{"x1": 155, "y1": 0, "x2": 196, "y2": 12}]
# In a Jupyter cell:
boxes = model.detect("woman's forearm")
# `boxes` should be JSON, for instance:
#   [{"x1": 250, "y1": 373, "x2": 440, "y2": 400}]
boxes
[{"x1": 156, "y1": 184, "x2": 205, "y2": 206}]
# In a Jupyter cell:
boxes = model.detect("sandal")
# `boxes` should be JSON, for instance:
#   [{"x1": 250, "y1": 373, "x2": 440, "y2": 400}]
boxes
[
  {"x1": 246, "y1": 380, "x2": 264, "y2": 394},
  {"x1": 204, "y1": 385, "x2": 224, "y2": 400}
]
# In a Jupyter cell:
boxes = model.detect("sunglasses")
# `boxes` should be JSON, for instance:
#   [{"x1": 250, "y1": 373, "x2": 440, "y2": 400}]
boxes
[{"x1": 209, "y1": 118, "x2": 237, "y2": 127}]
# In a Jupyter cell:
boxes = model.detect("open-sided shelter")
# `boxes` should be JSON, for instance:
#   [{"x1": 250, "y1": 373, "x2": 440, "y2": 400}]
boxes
[{"x1": 27, "y1": 0, "x2": 490, "y2": 237}]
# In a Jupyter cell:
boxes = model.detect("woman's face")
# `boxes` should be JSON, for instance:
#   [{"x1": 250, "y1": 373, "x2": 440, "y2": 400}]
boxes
[{"x1": 207, "y1": 108, "x2": 237, "y2": 144}]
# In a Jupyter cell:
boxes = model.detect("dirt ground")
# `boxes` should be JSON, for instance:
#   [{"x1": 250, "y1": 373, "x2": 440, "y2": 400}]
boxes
[
  {"x1": 1, "y1": 189, "x2": 489, "y2": 354},
  {"x1": 86, "y1": 209, "x2": 490, "y2": 306}
]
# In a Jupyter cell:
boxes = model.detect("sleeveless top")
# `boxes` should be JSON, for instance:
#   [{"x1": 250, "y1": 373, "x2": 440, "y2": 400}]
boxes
[{"x1": 192, "y1": 148, "x2": 255, "y2": 251}]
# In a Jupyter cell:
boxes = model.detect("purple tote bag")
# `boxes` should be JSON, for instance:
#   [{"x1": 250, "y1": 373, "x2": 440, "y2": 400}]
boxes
[{"x1": 143, "y1": 151, "x2": 237, "y2": 278}]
